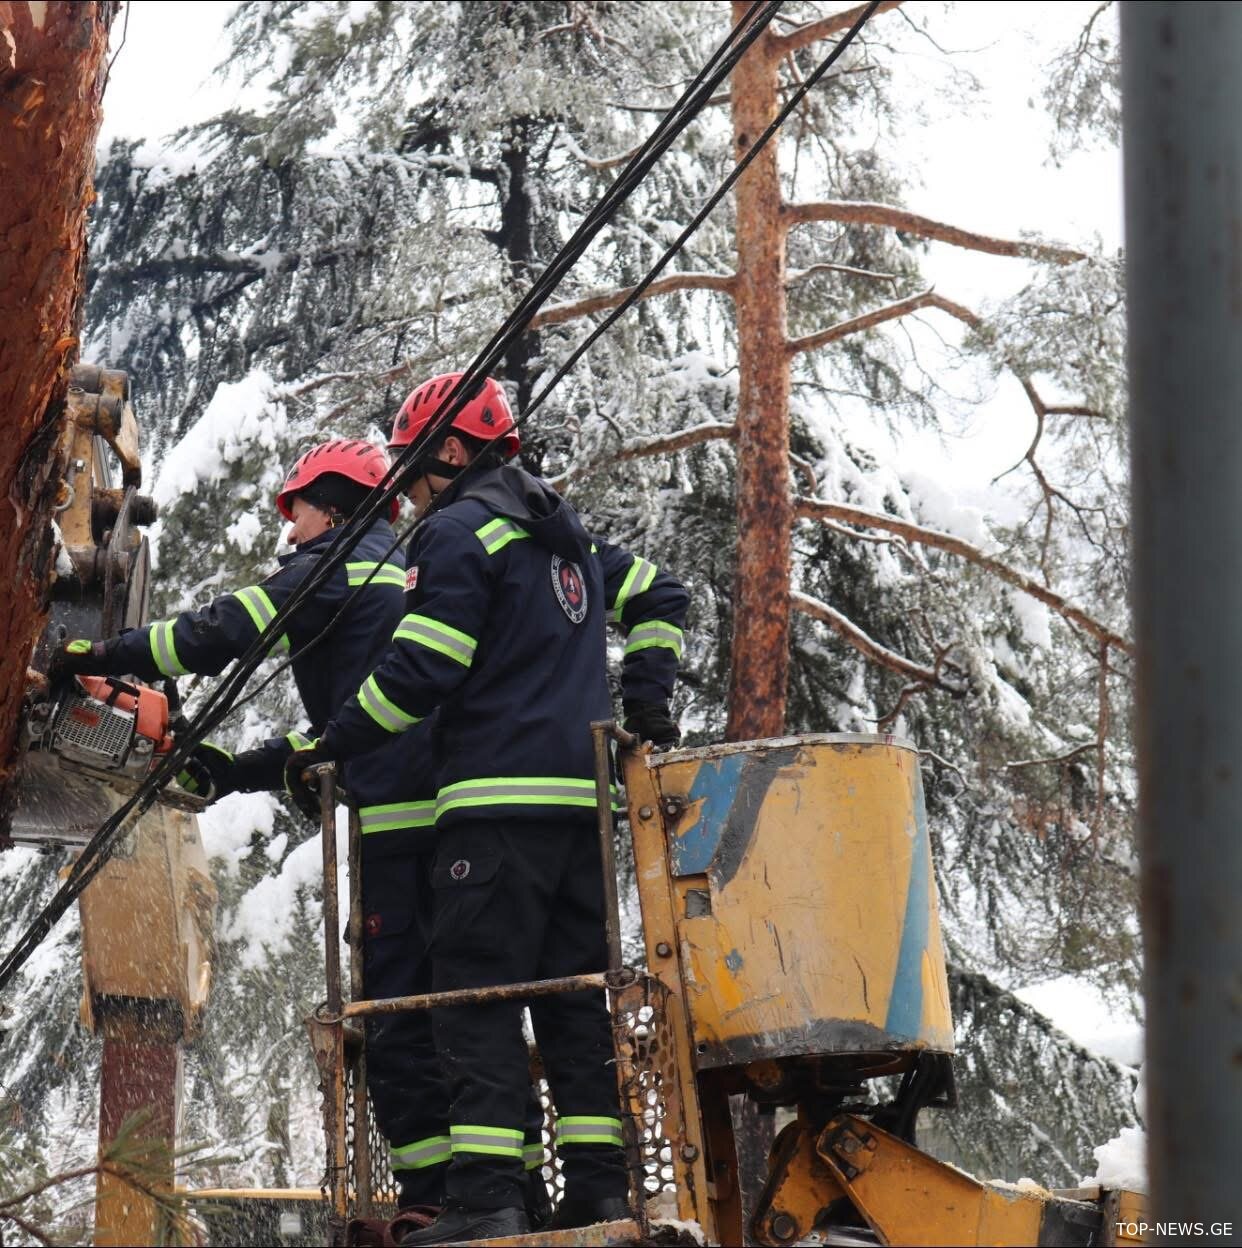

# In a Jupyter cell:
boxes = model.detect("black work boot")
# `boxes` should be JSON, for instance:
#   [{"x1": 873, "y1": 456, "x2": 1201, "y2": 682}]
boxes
[
  {"x1": 547, "y1": 1194, "x2": 631, "y2": 1229},
  {"x1": 398, "y1": 1202, "x2": 530, "y2": 1245},
  {"x1": 525, "y1": 1168, "x2": 553, "y2": 1230}
]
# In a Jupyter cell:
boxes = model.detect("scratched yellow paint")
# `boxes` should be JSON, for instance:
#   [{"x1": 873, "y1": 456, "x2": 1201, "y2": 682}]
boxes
[{"x1": 637, "y1": 736, "x2": 954, "y2": 1069}]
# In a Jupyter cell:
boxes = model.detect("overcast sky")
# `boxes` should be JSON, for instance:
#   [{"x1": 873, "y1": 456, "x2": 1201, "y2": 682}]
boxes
[{"x1": 96, "y1": 1, "x2": 1125, "y2": 490}]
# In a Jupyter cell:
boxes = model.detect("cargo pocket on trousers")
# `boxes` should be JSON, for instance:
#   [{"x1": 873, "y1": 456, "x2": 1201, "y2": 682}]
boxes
[
  {"x1": 362, "y1": 906, "x2": 418, "y2": 996},
  {"x1": 429, "y1": 853, "x2": 502, "y2": 960}
]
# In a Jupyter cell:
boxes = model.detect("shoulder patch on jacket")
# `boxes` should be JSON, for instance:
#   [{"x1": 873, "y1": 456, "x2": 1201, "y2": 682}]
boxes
[
  {"x1": 551, "y1": 554, "x2": 588, "y2": 624},
  {"x1": 405, "y1": 564, "x2": 420, "y2": 592}
]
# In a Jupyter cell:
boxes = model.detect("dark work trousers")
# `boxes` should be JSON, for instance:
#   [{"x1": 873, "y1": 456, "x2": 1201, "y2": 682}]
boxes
[
  {"x1": 361, "y1": 837, "x2": 548, "y2": 1208},
  {"x1": 429, "y1": 818, "x2": 628, "y2": 1211},
  {"x1": 361, "y1": 840, "x2": 450, "y2": 1208}
]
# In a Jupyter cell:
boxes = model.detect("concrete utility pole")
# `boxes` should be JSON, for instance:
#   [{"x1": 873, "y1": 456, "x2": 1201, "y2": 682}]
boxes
[{"x1": 1122, "y1": 4, "x2": 1242, "y2": 1241}]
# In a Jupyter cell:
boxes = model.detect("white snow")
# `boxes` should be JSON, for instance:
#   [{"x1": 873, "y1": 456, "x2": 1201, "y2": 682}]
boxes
[
  {"x1": 1081, "y1": 1125, "x2": 1147, "y2": 1191},
  {"x1": 1008, "y1": 586, "x2": 1053, "y2": 651},
  {"x1": 1014, "y1": 976, "x2": 1144, "y2": 1067},
  {"x1": 197, "y1": 790, "x2": 280, "y2": 877},
  {"x1": 225, "y1": 803, "x2": 349, "y2": 970},
  {"x1": 225, "y1": 508, "x2": 264, "y2": 555},
  {"x1": 51, "y1": 520, "x2": 73, "y2": 579},
  {"x1": 151, "y1": 370, "x2": 287, "y2": 509}
]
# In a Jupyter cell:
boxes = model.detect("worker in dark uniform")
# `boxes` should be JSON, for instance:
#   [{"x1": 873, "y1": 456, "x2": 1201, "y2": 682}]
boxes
[
  {"x1": 286, "y1": 376, "x2": 688, "y2": 1244},
  {"x1": 53, "y1": 439, "x2": 460, "y2": 1219}
]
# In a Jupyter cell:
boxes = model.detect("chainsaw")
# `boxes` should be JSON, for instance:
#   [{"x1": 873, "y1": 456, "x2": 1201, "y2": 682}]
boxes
[
  {"x1": 1, "y1": 364, "x2": 203, "y2": 849},
  {"x1": 7, "y1": 673, "x2": 204, "y2": 848}
]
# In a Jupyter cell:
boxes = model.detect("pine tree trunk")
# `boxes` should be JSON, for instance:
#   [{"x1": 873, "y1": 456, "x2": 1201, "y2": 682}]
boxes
[
  {"x1": 726, "y1": 5, "x2": 791, "y2": 741},
  {"x1": 0, "y1": 1, "x2": 115, "y2": 782}
]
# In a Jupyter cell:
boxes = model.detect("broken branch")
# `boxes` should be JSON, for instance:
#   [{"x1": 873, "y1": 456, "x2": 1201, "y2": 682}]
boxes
[
  {"x1": 795, "y1": 496, "x2": 1134, "y2": 655},
  {"x1": 784, "y1": 199, "x2": 1085, "y2": 264},
  {"x1": 529, "y1": 271, "x2": 735, "y2": 330},
  {"x1": 769, "y1": 0, "x2": 904, "y2": 55},
  {"x1": 791, "y1": 589, "x2": 966, "y2": 693},
  {"x1": 786, "y1": 288, "x2": 976, "y2": 356},
  {"x1": 548, "y1": 421, "x2": 735, "y2": 491}
]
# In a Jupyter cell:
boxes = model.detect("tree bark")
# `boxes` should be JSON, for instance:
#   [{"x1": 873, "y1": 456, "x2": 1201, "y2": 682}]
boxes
[
  {"x1": 0, "y1": 1, "x2": 115, "y2": 783},
  {"x1": 726, "y1": 3, "x2": 791, "y2": 742}
]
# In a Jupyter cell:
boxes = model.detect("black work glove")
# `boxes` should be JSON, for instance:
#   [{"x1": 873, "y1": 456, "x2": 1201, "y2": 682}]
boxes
[
  {"x1": 283, "y1": 740, "x2": 337, "y2": 821},
  {"x1": 623, "y1": 701, "x2": 681, "y2": 751},
  {"x1": 52, "y1": 637, "x2": 123, "y2": 677},
  {"x1": 175, "y1": 742, "x2": 236, "y2": 803}
]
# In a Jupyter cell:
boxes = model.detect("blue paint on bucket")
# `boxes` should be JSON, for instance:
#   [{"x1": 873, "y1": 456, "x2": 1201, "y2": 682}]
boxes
[
  {"x1": 884, "y1": 787, "x2": 930, "y2": 1038},
  {"x1": 669, "y1": 753, "x2": 748, "y2": 875}
]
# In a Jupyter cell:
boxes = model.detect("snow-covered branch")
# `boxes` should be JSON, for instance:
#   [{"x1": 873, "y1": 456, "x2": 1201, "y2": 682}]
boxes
[
  {"x1": 529, "y1": 272, "x2": 735, "y2": 329},
  {"x1": 549, "y1": 421, "x2": 735, "y2": 491},
  {"x1": 784, "y1": 200, "x2": 1085, "y2": 264},
  {"x1": 791, "y1": 589, "x2": 965, "y2": 693},
  {"x1": 795, "y1": 496, "x2": 1134, "y2": 655},
  {"x1": 786, "y1": 288, "x2": 975, "y2": 356},
  {"x1": 787, "y1": 261, "x2": 899, "y2": 288},
  {"x1": 769, "y1": 0, "x2": 905, "y2": 56}
]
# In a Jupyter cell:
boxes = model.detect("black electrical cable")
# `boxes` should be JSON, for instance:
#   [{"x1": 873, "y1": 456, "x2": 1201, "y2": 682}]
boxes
[
  {"x1": 0, "y1": 1, "x2": 782, "y2": 993},
  {"x1": 230, "y1": 1, "x2": 883, "y2": 724},
  {"x1": 521, "y1": 0, "x2": 884, "y2": 423}
]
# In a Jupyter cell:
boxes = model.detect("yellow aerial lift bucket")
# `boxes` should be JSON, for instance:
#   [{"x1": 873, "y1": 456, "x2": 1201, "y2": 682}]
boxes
[{"x1": 626, "y1": 733, "x2": 954, "y2": 1075}]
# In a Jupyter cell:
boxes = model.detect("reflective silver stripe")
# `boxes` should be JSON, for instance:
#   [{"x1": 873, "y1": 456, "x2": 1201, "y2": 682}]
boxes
[
  {"x1": 148, "y1": 620, "x2": 187, "y2": 677},
  {"x1": 557, "y1": 1117, "x2": 624, "y2": 1146},
  {"x1": 233, "y1": 585, "x2": 290, "y2": 653},
  {"x1": 347, "y1": 561, "x2": 406, "y2": 588},
  {"x1": 449, "y1": 1125, "x2": 524, "y2": 1157},
  {"x1": 358, "y1": 674, "x2": 421, "y2": 733},
  {"x1": 475, "y1": 518, "x2": 530, "y2": 555},
  {"x1": 391, "y1": 1135, "x2": 452, "y2": 1170},
  {"x1": 610, "y1": 557, "x2": 658, "y2": 620},
  {"x1": 359, "y1": 801, "x2": 436, "y2": 833},
  {"x1": 393, "y1": 613, "x2": 477, "y2": 666},
  {"x1": 436, "y1": 777, "x2": 615, "y2": 817},
  {"x1": 523, "y1": 1142, "x2": 544, "y2": 1170},
  {"x1": 624, "y1": 620, "x2": 684, "y2": 659}
]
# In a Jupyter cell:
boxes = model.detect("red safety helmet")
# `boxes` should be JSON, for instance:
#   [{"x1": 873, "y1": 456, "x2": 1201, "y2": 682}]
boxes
[
  {"x1": 275, "y1": 438, "x2": 399, "y2": 523},
  {"x1": 389, "y1": 373, "x2": 520, "y2": 460}
]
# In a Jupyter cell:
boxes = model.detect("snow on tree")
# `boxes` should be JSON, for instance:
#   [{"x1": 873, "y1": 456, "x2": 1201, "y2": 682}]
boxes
[{"x1": 0, "y1": 0, "x2": 1140, "y2": 1199}]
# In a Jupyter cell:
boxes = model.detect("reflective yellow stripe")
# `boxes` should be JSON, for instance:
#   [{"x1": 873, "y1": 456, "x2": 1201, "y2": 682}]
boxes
[
  {"x1": 358, "y1": 800, "x2": 436, "y2": 833},
  {"x1": 609, "y1": 557, "x2": 658, "y2": 621},
  {"x1": 148, "y1": 620, "x2": 187, "y2": 677},
  {"x1": 357, "y1": 674, "x2": 421, "y2": 733},
  {"x1": 286, "y1": 731, "x2": 314, "y2": 751},
  {"x1": 475, "y1": 517, "x2": 530, "y2": 555},
  {"x1": 624, "y1": 620, "x2": 683, "y2": 659},
  {"x1": 391, "y1": 1135, "x2": 452, "y2": 1170},
  {"x1": 450, "y1": 1125, "x2": 524, "y2": 1158},
  {"x1": 347, "y1": 561, "x2": 406, "y2": 588},
  {"x1": 557, "y1": 1116, "x2": 624, "y2": 1147},
  {"x1": 436, "y1": 776, "x2": 617, "y2": 818},
  {"x1": 523, "y1": 1141, "x2": 545, "y2": 1171},
  {"x1": 232, "y1": 585, "x2": 290, "y2": 653},
  {"x1": 393, "y1": 613, "x2": 477, "y2": 667}
]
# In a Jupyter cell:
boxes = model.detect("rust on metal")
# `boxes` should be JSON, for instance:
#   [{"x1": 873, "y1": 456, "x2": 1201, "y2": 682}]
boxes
[
  {"x1": 318, "y1": 764, "x2": 343, "y2": 1017},
  {"x1": 591, "y1": 719, "x2": 632, "y2": 972},
  {"x1": 341, "y1": 970, "x2": 626, "y2": 1019},
  {"x1": 345, "y1": 805, "x2": 373, "y2": 1215}
]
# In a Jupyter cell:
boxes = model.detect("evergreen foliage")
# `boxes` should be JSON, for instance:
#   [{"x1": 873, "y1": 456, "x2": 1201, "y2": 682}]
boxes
[{"x1": 0, "y1": 0, "x2": 1139, "y2": 1206}]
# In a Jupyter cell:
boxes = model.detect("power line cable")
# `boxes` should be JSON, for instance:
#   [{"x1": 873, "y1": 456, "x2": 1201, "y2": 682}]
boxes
[{"x1": 0, "y1": 1, "x2": 782, "y2": 992}]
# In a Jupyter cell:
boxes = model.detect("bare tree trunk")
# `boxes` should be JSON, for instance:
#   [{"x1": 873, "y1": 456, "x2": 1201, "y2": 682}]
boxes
[
  {"x1": 726, "y1": 4, "x2": 791, "y2": 741},
  {"x1": 0, "y1": 1, "x2": 114, "y2": 781}
]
